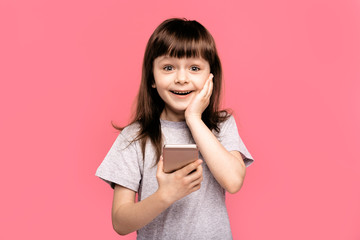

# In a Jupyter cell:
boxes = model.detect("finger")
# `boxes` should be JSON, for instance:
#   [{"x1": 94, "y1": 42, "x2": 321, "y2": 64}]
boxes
[
  {"x1": 190, "y1": 183, "x2": 202, "y2": 193},
  {"x1": 156, "y1": 156, "x2": 164, "y2": 175},
  {"x1": 190, "y1": 176, "x2": 203, "y2": 188},
  {"x1": 190, "y1": 164, "x2": 203, "y2": 176},
  {"x1": 198, "y1": 80, "x2": 209, "y2": 98},
  {"x1": 186, "y1": 164, "x2": 203, "y2": 182},
  {"x1": 205, "y1": 75, "x2": 213, "y2": 99},
  {"x1": 201, "y1": 74, "x2": 212, "y2": 97},
  {"x1": 205, "y1": 74, "x2": 212, "y2": 89},
  {"x1": 208, "y1": 73, "x2": 214, "y2": 81},
  {"x1": 180, "y1": 159, "x2": 203, "y2": 176},
  {"x1": 199, "y1": 74, "x2": 212, "y2": 96}
]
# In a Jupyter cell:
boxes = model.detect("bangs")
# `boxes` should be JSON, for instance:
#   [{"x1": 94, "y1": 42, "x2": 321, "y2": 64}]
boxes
[
  {"x1": 159, "y1": 34, "x2": 209, "y2": 59},
  {"x1": 150, "y1": 19, "x2": 215, "y2": 61}
]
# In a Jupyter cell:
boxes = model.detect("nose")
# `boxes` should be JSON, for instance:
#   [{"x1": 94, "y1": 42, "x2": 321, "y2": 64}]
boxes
[{"x1": 175, "y1": 69, "x2": 188, "y2": 84}]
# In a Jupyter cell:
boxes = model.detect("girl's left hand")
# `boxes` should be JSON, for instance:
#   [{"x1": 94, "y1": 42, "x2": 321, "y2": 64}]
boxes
[{"x1": 185, "y1": 73, "x2": 213, "y2": 121}]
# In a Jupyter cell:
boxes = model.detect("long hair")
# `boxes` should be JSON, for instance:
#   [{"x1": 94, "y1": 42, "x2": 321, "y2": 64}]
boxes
[{"x1": 114, "y1": 18, "x2": 229, "y2": 164}]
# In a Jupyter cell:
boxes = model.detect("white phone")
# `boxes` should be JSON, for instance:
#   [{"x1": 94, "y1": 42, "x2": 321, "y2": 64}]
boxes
[{"x1": 163, "y1": 144, "x2": 199, "y2": 173}]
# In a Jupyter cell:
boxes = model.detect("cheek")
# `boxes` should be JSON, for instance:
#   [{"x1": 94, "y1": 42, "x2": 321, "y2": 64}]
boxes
[
  {"x1": 194, "y1": 75, "x2": 208, "y2": 90},
  {"x1": 154, "y1": 80, "x2": 169, "y2": 90},
  {"x1": 153, "y1": 73, "x2": 173, "y2": 88}
]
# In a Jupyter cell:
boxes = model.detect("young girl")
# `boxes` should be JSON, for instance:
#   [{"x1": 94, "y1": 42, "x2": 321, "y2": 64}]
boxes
[{"x1": 96, "y1": 18, "x2": 254, "y2": 239}]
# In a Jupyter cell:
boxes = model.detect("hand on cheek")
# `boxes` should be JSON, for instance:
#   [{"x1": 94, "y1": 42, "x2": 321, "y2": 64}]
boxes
[{"x1": 185, "y1": 73, "x2": 214, "y2": 120}]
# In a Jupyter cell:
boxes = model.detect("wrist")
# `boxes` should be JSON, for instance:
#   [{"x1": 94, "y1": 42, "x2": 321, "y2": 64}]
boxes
[
  {"x1": 155, "y1": 188, "x2": 175, "y2": 207},
  {"x1": 185, "y1": 114, "x2": 202, "y2": 125}
]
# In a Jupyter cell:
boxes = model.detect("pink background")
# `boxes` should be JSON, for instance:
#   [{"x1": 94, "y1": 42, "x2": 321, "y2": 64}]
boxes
[{"x1": 1, "y1": 0, "x2": 359, "y2": 239}]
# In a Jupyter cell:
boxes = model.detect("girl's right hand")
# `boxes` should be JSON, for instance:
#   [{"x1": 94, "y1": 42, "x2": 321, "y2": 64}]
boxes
[{"x1": 156, "y1": 157, "x2": 203, "y2": 205}]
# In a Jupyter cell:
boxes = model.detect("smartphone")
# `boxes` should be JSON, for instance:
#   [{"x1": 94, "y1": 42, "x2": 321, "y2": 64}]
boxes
[{"x1": 163, "y1": 144, "x2": 199, "y2": 173}]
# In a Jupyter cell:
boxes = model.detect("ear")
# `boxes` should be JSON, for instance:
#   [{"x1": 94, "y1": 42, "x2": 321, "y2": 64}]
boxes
[{"x1": 152, "y1": 83, "x2": 156, "y2": 88}]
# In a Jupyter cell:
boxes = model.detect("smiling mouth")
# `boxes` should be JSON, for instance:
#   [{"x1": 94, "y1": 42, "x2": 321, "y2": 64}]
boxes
[{"x1": 170, "y1": 90, "x2": 193, "y2": 95}]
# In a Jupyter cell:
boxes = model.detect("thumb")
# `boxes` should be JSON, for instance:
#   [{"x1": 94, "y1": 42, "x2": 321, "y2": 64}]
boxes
[{"x1": 157, "y1": 156, "x2": 164, "y2": 175}]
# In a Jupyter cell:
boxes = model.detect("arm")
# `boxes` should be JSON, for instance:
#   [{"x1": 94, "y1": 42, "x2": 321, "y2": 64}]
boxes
[
  {"x1": 112, "y1": 185, "x2": 169, "y2": 235},
  {"x1": 186, "y1": 117, "x2": 246, "y2": 194},
  {"x1": 112, "y1": 158, "x2": 203, "y2": 235},
  {"x1": 185, "y1": 74, "x2": 246, "y2": 194}
]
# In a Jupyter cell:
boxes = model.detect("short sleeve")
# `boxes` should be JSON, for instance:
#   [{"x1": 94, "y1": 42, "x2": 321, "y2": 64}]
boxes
[
  {"x1": 218, "y1": 115, "x2": 254, "y2": 167},
  {"x1": 95, "y1": 132, "x2": 142, "y2": 191}
]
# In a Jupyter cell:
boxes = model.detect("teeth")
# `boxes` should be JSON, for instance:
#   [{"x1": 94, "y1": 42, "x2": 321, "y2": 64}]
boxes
[{"x1": 171, "y1": 91, "x2": 192, "y2": 95}]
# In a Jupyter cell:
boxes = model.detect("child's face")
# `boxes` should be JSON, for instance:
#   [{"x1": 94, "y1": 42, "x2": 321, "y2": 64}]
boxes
[{"x1": 152, "y1": 56, "x2": 211, "y2": 121}]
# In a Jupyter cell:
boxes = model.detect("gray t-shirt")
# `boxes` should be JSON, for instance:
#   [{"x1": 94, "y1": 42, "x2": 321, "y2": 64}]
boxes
[{"x1": 96, "y1": 115, "x2": 254, "y2": 240}]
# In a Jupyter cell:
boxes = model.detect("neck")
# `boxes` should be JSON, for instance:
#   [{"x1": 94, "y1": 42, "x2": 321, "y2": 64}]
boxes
[{"x1": 160, "y1": 109, "x2": 185, "y2": 122}]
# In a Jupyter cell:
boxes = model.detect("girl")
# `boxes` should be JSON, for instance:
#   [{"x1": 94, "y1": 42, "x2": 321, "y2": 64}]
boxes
[{"x1": 96, "y1": 18, "x2": 254, "y2": 239}]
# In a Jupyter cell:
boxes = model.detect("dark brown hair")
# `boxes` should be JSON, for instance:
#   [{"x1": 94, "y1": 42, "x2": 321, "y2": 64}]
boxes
[{"x1": 114, "y1": 18, "x2": 229, "y2": 164}]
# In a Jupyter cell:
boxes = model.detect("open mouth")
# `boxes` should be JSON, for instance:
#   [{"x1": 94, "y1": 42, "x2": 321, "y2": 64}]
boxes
[{"x1": 170, "y1": 90, "x2": 193, "y2": 95}]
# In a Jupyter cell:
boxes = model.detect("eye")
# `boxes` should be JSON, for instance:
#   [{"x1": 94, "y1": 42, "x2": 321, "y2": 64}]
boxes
[
  {"x1": 163, "y1": 65, "x2": 174, "y2": 71},
  {"x1": 190, "y1": 66, "x2": 200, "y2": 71}
]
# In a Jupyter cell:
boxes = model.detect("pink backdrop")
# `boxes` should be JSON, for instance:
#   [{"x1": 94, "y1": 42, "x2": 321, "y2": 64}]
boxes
[{"x1": 1, "y1": 0, "x2": 359, "y2": 239}]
